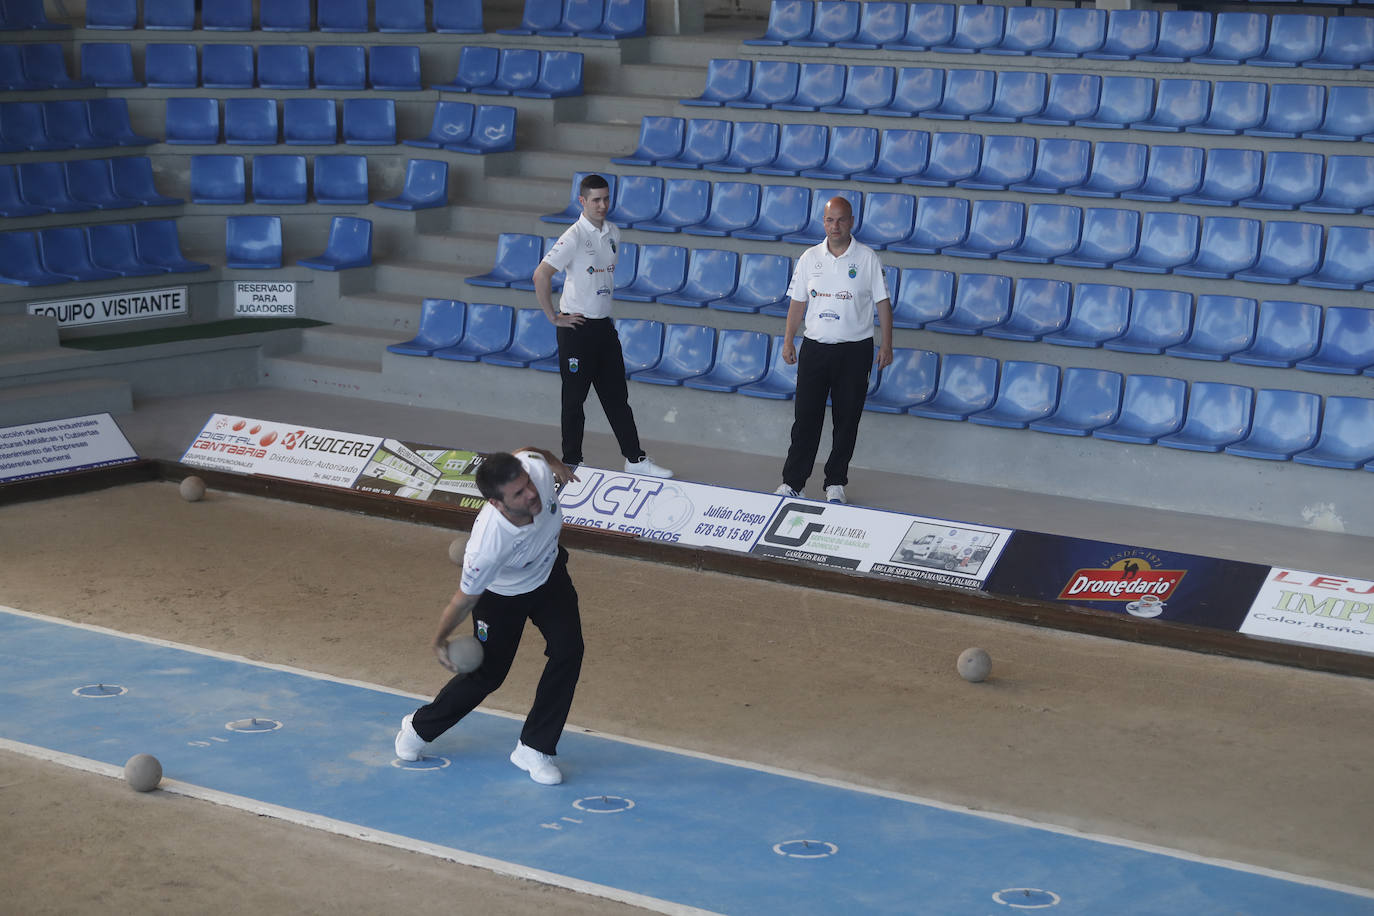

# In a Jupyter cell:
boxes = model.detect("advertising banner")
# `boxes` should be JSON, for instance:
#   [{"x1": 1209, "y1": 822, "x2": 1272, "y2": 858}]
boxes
[
  {"x1": 28, "y1": 287, "x2": 188, "y2": 328},
  {"x1": 353, "y1": 440, "x2": 486, "y2": 509},
  {"x1": 1240, "y1": 568, "x2": 1374, "y2": 655},
  {"x1": 0, "y1": 414, "x2": 138, "y2": 483},
  {"x1": 984, "y1": 531, "x2": 1270, "y2": 631},
  {"x1": 751, "y1": 499, "x2": 1011, "y2": 589},
  {"x1": 182, "y1": 414, "x2": 381, "y2": 487}
]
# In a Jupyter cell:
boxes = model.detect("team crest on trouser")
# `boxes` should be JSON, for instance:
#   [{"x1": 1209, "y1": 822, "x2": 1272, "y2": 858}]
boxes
[
  {"x1": 568, "y1": 357, "x2": 579, "y2": 373},
  {"x1": 477, "y1": 620, "x2": 489, "y2": 642}
]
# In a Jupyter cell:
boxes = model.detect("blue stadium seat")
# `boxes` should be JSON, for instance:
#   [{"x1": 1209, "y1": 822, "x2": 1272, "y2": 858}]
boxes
[
  {"x1": 64, "y1": 158, "x2": 139, "y2": 210},
  {"x1": 1189, "y1": 81, "x2": 1266, "y2": 135},
  {"x1": 866, "y1": 348, "x2": 938, "y2": 412},
  {"x1": 890, "y1": 195, "x2": 968, "y2": 254},
  {"x1": 316, "y1": 45, "x2": 366, "y2": 90},
  {"x1": 923, "y1": 68, "x2": 995, "y2": 120},
  {"x1": 838, "y1": 0, "x2": 904, "y2": 49},
  {"x1": 659, "y1": 118, "x2": 731, "y2": 169},
  {"x1": 509, "y1": 236, "x2": 566, "y2": 292},
  {"x1": 483, "y1": 308, "x2": 560, "y2": 368},
  {"x1": 38, "y1": 226, "x2": 122, "y2": 282},
  {"x1": 971, "y1": 70, "x2": 1047, "y2": 123},
  {"x1": 1002, "y1": 203, "x2": 1081, "y2": 263},
  {"x1": 408, "y1": 101, "x2": 474, "y2": 150},
  {"x1": 1225, "y1": 389, "x2": 1319, "y2": 460},
  {"x1": 299, "y1": 216, "x2": 373, "y2": 271},
  {"x1": 132, "y1": 220, "x2": 209, "y2": 273},
  {"x1": 684, "y1": 329, "x2": 771, "y2": 391},
  {"x1": 782, "y1": 186, "x2": 862, "y2": 245},
  {"x1": 734, "y1": 183, "x2": 810, "y2": 241},
  {"x1": 144, "y1": 42, "x2": 197, "y2": 88},
  {"x1": 1092, "y1": 375, "x2": 1186, "y2": 444},
  {"x1": 614, "y1": 317, "x2": 664, "y2": 375},
  {"x1": 606, "y1": 174, "x2": 662, "y2": 226},
  {"x1": 738, "y1": 335, "x2": 800, "y2": 399},
  {"x1": 541, "y1": 171, "x2": 617, "y2": 224},
  {"x1": 16, "y1": 161, "x2": 86, "y2": 213},
  {"x1": 613, "y1": 117, "x2": 682, "y2": 166},
  {"x1": 0, "y1": 45, "x2": 31, "y2": 90},
  {"x1": 855, "y1": 129, "x2": 928, "y2": 183},
  {"x1": 202, "y1": 0, "x2": 251, "y2": 29},
  {"x1": 80, "y1": 43, "x2": 140, "y2": 87},
  {"x1": 632, "y1": 323, "x2": 716, "y2": 385},
  {"x1": 1308, "y1": 17, "x2": 1374, "y2": 69},
  {"x1": 745, "y1": 0, "x2": 814, "y2": 45},
  {"x1": 87, "y1": 0, "x2": 136, "y2": 28},
  {"x1": 1043, "y1": 283, "x2": 1130, "y2": 347},
  {"x1": 969, "y1": 360, "x2": 1060, "y2": 428},
  {"x1": 201, "y1": 43, "x2": 254, "y2": 89},
  {"x1": 165, "y1": 98, "x2": 219, "y2": 145},
  {"x1": 0, "y1": 165, "x2": 44, "y2": 217},
  {"x1": 957, "y1": 134, "x2": 1035, "y2": 190},
  {"x1": 686, "y1": 180, "x2": 760, "y2": 237},
  {"x1": 583, "y1": 0, "x2": 646, "y2": 39},
  {"x1": 342, "y1": 98, "x2": 396, "y2": 146},
  {"x1": 1181, "y1": 148, "x2": 1263, "y2": 206},
  {"x1": 314, "y1": 154, "x2": 369, "y2": 204},
  {"x1": 987, "y1": 6, "x2": 1053, "y2": 56},
  {"x1": 1234, "y1": 221, "x2": 1322, "y2": 284},
  {"x1": 468, "y1": 233, "x2": 542, "y2": 287},
  {"x1": 1029, "y1": 368, "x2": 1122, "y2": 436},
  {"x1": 542, "y1": 0, "x2": 606, "y2": 37},
  {"x1": 377, "y1": 158, "x2": 448, "y2": 211},
  {"x1": 822, "y1": 65, "x2": 895, "y2": 115},
  {"x1": 87, "y1": 98, "x2": 153, "y2": 147},
  {"x1": 1056, "y1": 207, "x2": 1139, "y2": 268},
  {"x1": 660, "y1": 248, "x2": 739, "y2": 308},
  {"x1": 1293, "y1": 397, "x2": 1374, "y2": 469},
  {"x1": 1157, "y1": 383, "x2": 1253, "y2": 452},
  {"x1": 1247, "y1": 83, "x2": 1325, "y2": 139},
  {"x1": 500, "y1": 0, "x2": 561, "y2": 35},
  {"x1": 615, "y1": 244, "x2": 687, "y2": 301},
  {"x1": 371, "y1": 46, "x2": 423, "y2": 91},
  {"x1": 1195, "y1": 12, "x2": 1268, "y2": 65},
  {"x1": 1231, "y1": 299, "x2": 1321, "y2": 367},
  {"x1": 944, "y1": 199, "x2": 1024, "y2": 259},
  {"x1": 445, "y1": 104, "x2": 515, "y2": 154},
  {"x1": 793, "y1": 0, "x2": 859, "y2": 47},
  {"x1": 319, "y1": 0, "x2": 370, "y2": 32},
  {"x1": 707, "y1": 252, "x2": 790, "y2": 313},
  {"x1": 1104, "y1": 288, "x2": 1192, "y2": 352},
  {"x1": 251, "y1": 154, "x2": 307, "y2": 205},
  {"x1": 435, "y1": 0, "x2": 484, "y2": 33},
  {"x1": 86, "y1": 224, "x2": 164, "y2": 277},
  {"x1": 1296, "y1": 306, "x2": 1374, "y2": 373},
  {"x1": 727, "y1": 60, "x2": 799, "y2": 110},
  {"x1": 888, "y1": 2, "x2": 953, "y2": 51},
  {"x1": 39, "y1": 99, "x2": 100, "y2": 149},
  {"x1": 1122, "y1": 145, "x2": 1204, "y2": 202},
  {"x1": 683, "y1": 58, "x2": 751, "y2": 107},
  {"x1": 1139, "y1": 11, "x2": 1211, "y2": 63},
  {"x1": 985, "y1": 278, "x2": 1070, "y2": 341},
  {"x1": 257, "y1": 45, "x2": 309, "y2": 90},
  {"x1": 1251, "y1": 14, "x2": 1323, "y2": 67},
  {"x1": 0, "y1": 102, "x2": 59, "y2": 152},
  {"x1": 1177, "y1": 216, "x2": 1260, "y2": 279},
  {"x1": 283, "y1": 98, "x2": 337, "y2": 145},
  {"x1": 1306, "y1": 86, "x2": 1374, "y2": 141},
  {"x1": 190, "y1": 154, "x2": 245, "y2": 205},
  {"x1": 936, "y1": 4, "x2": 1004, "y2": 53},
  {"x1": 378, "y1": 0, "x2": 428, "y2": 32},
  {"x1": 1080, "y1": 76, "x2": 1154, "y2": 129},
  {"x1": 1087, "y1": 9, "x2": 1158, "y2": 60},
  {"x1": 890, "y1": 267, "x2": 954, "y2": 328},
  {"x1": 1024, "y1": 73, "x2": 1100, "y2": 126},
  {"x1": 773, "y1": 62, "x2": 847, "y2": 112},
  {"x1": 707, "y1": 121, "x2": 778, "y2": 174},
  {"x1": 853, "y1": 192, "x2": 915, "y2": 250},
  {"x1": 21, "y1": 44, "x2": 90, "y2": 89},
  {"x1": 1116, "y1": 212, "x2": 1200, "y2": 273},
  {"x1": 925, "y1": 273, "x2": 1011, "y2": 334},
  {"x1": 3, "y1": 0, "x2": 70, "y2": 28},
  {"x1": 1167, "y1": 295, "x2": 1257, "y2": 360},
  {"x1": 1011, "y1": 138, "x2": 1091, "y2": 193},
  {"x1": 388, "y1": 300, "x2": 467, "y2": 356},
  {"x1": 0, "y1": 231, "x2": 68, "y2": 285},
  {"x1": 1133, "y1": 79, "x2": 1209, "y2": 132},
  {"x1": 109, "y1": 156, "x2": 182, "y2": 207},
  {"x1": 905, "y1": 131, "x2": 980, "y2": 186},
  {"x1": 633, "y1": 178, "x2": 710, "y2": 232},
  {"x1": 516, "y1": 50, "x2": 584, "y2": 99},
  {"x1": 802, "y1": 125, "x2": 878, "y2": 179},
  {"x1": 910, "y1": 354, "x2": 999, "y2": 420},
  {"x1": 876, "y1": 66, "x2": 943, "y2": 117},
  {"x1": 435, "y1": 304, "x2": 516, "y2": 361},
  {"x1": 1035, "y1": 8, "x2": 1105, "y2": 58},
  {"x1": 1299, "y1": 226, "x2": 1374, "y2": 290},
  {"x1": 1302, "y1": 154, "x2": 1374, "y2": 213},
  {"x1": 261, "y1": 0, "x2": 310, "y2": 30},
  {"x1": 475, "y1": 48, "x2": 540, "y2": 95},
  {"x1": 224, "y1": 98, "x2": 277, "y2": 145},
  {"x1": 433, "y1": 46, "x2": 498, "y2": 92}
]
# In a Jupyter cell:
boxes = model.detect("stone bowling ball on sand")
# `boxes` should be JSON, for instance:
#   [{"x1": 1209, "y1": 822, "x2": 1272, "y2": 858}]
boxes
[
  {"x1": 446, "y1": 635, "x2": 484, "y2": 673},
  {"x1": 957, "y1": 648, "x2": 991, "y2": 683},
  {"x1": 179, "y1": 476, "x2": 206, "y2": 502},
  {"x1": 124, "y1": 753, "x2": 162, "y2": 792}
]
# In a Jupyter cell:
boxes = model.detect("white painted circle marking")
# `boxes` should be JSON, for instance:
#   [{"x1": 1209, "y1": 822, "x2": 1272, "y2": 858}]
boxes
[
  {"x1": 773, "y1": 840, "x2": 838, "y2": 859},
  {"x1": 225, "y1": 717, "x2": 283, "y2": 733},
  {"x1": 391, "y1": 756, "x2": 451, "y2": 770},
  {"x1": 572, "y1": 795, "x2": 635, "y2": 813},
  {"x1": 993, "y1": 888, "x2": 1061, "y2": 908},
  {"x1": 73, "y1": 684, "x2": 128, "y2": 698}
]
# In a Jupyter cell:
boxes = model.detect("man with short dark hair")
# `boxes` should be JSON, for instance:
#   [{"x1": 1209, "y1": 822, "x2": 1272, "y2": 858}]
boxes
[
  {"x1": 534, "y1": 173, "x2": 673, "y2": 479},
  {"x1": 394, "y1": 447, "x2": 583, "y2": 785}
]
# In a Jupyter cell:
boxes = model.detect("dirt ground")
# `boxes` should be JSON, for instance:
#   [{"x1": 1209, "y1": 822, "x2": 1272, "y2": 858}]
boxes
[{"x1": 2, "y1": 481, "x2": 1372, "y2": 914}]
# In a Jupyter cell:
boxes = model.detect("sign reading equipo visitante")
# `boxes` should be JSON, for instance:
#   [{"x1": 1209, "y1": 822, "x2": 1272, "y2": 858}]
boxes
[{"x1": 28, "y1": 287, "x2": 188, "y2": 328}]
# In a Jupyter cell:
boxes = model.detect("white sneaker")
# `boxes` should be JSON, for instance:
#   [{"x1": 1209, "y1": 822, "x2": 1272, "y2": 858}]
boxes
[
  {"x1": 510, "y1": 741, "x2": 563, "y2": 785},
  {"x1": 826, "y1": 485, "x2": 847, "y2": 504},
  {"x1": 394, "y1": 713, "x2": 426, "y2": 762},
  {"x1": 626, "y1": 455, "x2": 673, "y2": 478},
  {"x1": 774, "y1": 484, "x2": 804, "y2": 499}
]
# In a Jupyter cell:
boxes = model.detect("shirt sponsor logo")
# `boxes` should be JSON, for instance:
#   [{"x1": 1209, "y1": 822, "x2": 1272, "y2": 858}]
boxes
[
  {"x1": 848, "y1": 265, "x2": 857, "y2": 278},
  {"x1": 835, "y1": 291, "x2": 853, "y2": 300}
]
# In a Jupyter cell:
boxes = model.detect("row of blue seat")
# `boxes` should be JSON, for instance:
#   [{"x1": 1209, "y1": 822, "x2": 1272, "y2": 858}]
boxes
[
  {"x1": 433, "y1": 47, "x2": 584, "y2": 98},
  {"x1": 222, "y1": 214, "x2": 373, "y2": 270},
  {"x1": 387, "y1": 301, "x2": 1374, "y2": 468},
  {"x1": 187, "y1": 153, "x2": 447, "y2": 210},
  {"x1": 499, "y1": 0, "x2": 646, "y2": 39},
  {"x1": 1, "y1": 156, "x2": 181, "y2": 216},
  {"x1": 685, "y1": 59, "x2": 1374, "y2": 141},
  {"x1": 616, "y1": 119, "x2": 1374, "y2": 214},
  {"x1": 747, "y1": 2, "x2": 1374, "y2": 70},
  {"x1": 0, "y1": 0, "x2": 69, "y2": 30},
  {"x1": 469, "y1": 234, "x2": 1374, "y2": 374},
  {"x1": 0, "y1": 98, "x2": 153, "y2": 151},
  {"x1": 0, "y1": 221, "x2": 207, "y2": 285},
  {"x1": 85, "y1": 0, "x2": 483, "y2": 33},
  {"x1": 0, "y1": 42, "x2": 92, "y2": 89}
]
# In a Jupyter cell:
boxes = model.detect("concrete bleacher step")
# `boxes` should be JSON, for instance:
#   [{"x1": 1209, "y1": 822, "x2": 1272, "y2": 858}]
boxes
[
  {"x1": 0, "y1": 316, "x2": 59, "y2": 355},
  {"x1": 320, "y1": 293, "x2": 436, "y2": 333},
  {"x1": 0, "y1": 377, "x2": 133, "y2": 428},
  {"x1": 296, "y1": 325, "x2": 403, "y2": 367},
  {"x1": 259, "y1": 351, "x2": 382, "y2": 396}
]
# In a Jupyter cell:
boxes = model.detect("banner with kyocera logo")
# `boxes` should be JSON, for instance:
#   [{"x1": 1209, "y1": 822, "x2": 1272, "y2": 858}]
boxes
[{"x1": 183, "y1": 414, "x2": 382, "y2": 487}]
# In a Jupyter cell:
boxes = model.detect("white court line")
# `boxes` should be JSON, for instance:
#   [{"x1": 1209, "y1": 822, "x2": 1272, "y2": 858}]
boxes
[{"x1": 4, "y1": 603, "x2": 1372, "y2": 902}]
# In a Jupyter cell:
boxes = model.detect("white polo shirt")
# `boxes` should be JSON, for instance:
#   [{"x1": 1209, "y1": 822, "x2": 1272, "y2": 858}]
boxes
[
  {"x1": 542, "y1": 214, "x2": 620, "y2": 319},
  {"x1": 460, "y1": 451, "x2": 564, "y2": 597},
  {"x1": 787, "y1": 238, "x2": 890, "y2": 344}
]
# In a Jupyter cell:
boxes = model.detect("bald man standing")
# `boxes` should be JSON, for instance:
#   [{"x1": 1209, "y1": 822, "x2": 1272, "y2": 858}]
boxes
[{"x1": 775, "y1": 196, "x2": 893, "y2": 504}]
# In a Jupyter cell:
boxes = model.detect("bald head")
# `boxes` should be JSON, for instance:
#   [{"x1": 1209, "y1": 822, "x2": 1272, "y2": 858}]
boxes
[{"x1": 823, "y1": 196, "x2": 854, "y2": 251}]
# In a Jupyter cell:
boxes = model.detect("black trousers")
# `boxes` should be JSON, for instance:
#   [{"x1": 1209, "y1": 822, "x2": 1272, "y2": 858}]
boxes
[
  {"x1": 411, "y1": 548, "x2": 584, "y2": 755},
  {"x1": 557, "y1": 317, "x2": 644, "y2": 465},
  {"x1": 782, "y1": 338, "x2": 873, "y2": 491}
]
